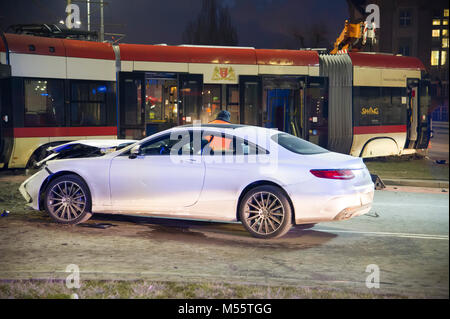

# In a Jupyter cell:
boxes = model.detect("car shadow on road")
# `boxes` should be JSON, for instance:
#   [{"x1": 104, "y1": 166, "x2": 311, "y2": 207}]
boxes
[{"x1": 87, "y1": 213, "x2": 338, "y2": 251}]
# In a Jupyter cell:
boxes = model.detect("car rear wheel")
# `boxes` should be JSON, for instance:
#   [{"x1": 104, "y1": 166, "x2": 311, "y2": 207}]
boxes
[
  {"x1": 239, "y1": 185, "x2": 292, "y2": 239},
  {"x1": 44, "y1": 174, "x2": 92, "y2": 224}
]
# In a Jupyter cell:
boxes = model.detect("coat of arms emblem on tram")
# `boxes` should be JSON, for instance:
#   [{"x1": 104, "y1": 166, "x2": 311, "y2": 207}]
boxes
[{"x1": 212, "y1": 66, "x2": 237, "y2": 81}]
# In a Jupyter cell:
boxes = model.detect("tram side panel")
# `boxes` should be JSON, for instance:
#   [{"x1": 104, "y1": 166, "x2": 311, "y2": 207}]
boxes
[
  {"x1": 2, "y1": 34, "x2": 117, "y2": 168},
  {"x1": 350, "y1": 65, "x2": 423, "y2": 158}
]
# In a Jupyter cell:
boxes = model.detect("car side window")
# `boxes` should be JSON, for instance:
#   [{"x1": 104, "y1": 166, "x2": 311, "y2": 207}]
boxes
[
  {"x1": 235, "y1": 137, "x2": 263, "y2": 155},
  {"x1": 202, "y1": 131, "x2": 234, "y2": 156},
  {"x1": 235, "y1": 137, "x2": 269, "y2": 155},
  {"x1": 202, "y1": 131, "x2": 269, "y2": 156},
  {"x1": 140, "y1": 131, "x2": 193, "y2": 156}
]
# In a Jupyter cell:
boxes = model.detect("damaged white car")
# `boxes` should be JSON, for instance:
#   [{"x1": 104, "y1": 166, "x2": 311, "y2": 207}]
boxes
[{"x1": 19, "y1": 125, "x2": 374, "y2": 239}]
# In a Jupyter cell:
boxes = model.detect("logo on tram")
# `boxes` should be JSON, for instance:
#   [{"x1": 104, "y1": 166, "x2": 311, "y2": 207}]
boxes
[
  {"x1": 361, "y1": 106, "x2": 379, "y2": 115},
  {"x1": 212, "y1": 66, "x2": 237, "y2": 82}
]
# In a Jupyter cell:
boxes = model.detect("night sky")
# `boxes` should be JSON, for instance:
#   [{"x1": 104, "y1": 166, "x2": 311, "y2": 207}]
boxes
[{"x1": 0, "y1": 0, "x2": 349, "y2": 49}]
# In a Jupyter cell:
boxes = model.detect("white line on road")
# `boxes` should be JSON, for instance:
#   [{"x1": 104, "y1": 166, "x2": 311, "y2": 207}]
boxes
[
  {"x1": 373, "y1": 203, "x2": 449, "y2": 208},
  {"x1": 314, "y1": 229, "x2": 449, "y2": 240}
]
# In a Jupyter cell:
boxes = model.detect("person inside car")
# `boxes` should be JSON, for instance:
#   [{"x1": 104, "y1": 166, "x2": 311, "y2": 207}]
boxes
[{"x1": 205, "y1": 110, "x2": 233, "y2": 154}]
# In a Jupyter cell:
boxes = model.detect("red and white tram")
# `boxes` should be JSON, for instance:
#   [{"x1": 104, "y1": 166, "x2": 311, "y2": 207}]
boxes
[{"x1": 0, "y1": 32, "x2": 430, "y2": 168}]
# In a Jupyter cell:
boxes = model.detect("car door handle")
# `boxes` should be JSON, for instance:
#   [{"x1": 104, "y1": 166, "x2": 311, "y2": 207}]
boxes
[{"x1": 182, "y1": 158, "x2": 198, "y2": 164}]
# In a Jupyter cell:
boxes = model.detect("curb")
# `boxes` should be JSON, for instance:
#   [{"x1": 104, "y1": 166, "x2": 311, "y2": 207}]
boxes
[{"x1": 382, "y1": 178, "x2": 449, "y2": 189}]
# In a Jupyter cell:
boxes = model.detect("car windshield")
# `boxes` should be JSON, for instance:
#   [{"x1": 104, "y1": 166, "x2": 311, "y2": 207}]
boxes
[{"x1": 272, "y1": 133, "x2": 329, "y2": 155}]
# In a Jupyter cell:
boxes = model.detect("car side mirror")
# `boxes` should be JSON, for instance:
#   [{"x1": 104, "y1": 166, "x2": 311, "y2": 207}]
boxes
[{"x1": 129, "y1": 145, "x2": 141, "y2": 159}]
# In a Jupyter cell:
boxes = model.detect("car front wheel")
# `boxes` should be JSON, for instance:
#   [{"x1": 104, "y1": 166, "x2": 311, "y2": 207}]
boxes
[
  {"x1": 239, "y1": 185, "x2": 292, "y2": 239},
  {"x1": 44, "y1": 174, "x2": 92, "y2": 224}
]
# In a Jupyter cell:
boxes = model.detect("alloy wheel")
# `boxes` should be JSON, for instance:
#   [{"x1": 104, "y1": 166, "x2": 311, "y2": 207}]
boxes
[
  {"x1": 243, "y1": 191, "x2": 285, "y2": 235},
  {"x1": 47, "y1": 181, "x2": 87, "y2": 221}
]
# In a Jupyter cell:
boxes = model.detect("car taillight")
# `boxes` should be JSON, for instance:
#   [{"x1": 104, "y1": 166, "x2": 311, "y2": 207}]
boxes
[{"x1": 310, "y1": 169, "x2": 355, "y2": 180}]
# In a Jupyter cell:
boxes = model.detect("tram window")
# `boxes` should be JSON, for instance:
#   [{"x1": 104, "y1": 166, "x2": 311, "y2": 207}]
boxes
[
  {"x1": 381, "y1": 87, "x2": 405, "y2": 125},
  {"x1": 145, "y1": 79, "x2": 163, "y2": 122},
  {"x1": 180, "y1": 78, "x2": 202, "y2": 124},
  {"x1": 227, "y1": 86, "x2": 240, "y2": 123},
  {"x1": 71, "y1": 81, "x2": 109, "y2": 126},
  {"x1": 24, "y1": 79, "x2": 64, "y2": 127},
  {"x1": 419, "y1": 81, "x2": 431, "y2": 121},
  {"x1": 354, "y1": 87, "x2": 382, "y2": 126},
  {"x1": 243, "y1": 82, "x2": 259, "y2": 125},
  {"x1": 123, "y1": 79, "x2": 142, "y2": 126},
  {"x1": 202, "y1": 85, "x2": 221, "y2": 123},
  {"x1": 354, "y1": 86, "x2": 406, "y2": 126},
  {"x1": 165, "y1": 85, "x2": 178, "y2": 124}
]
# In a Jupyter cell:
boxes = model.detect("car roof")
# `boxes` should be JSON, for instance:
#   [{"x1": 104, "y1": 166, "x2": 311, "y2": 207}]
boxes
[
  {"x1": 180, "y1": 123, "x2": 246, "y2": 129},
  {"x1": 171, "y1": 124, "x2": 279, "y2": 146},
  {"x1": 178, "y1": 123, "x2": 278, "y2": 134}
]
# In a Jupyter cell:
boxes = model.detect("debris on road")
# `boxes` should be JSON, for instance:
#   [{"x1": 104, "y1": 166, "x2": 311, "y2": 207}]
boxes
[
  {"x1": 371, "y1": 174, "x2": 386, "y2": 190},
  {"x1": 1, "y1": 210, "x2": 10, "y2": 217},
  {"x1": 365, "y1": 211, "x2": 380, "y2": 218},
  {"x1": 77, "y1": 223, "x2": 117, "y2": 229}
]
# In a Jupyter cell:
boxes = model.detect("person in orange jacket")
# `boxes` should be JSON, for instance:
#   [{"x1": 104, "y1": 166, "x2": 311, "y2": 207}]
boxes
[
  {"x1": 206, "y1": 110, "x2": 232, "y2": 153},
  {"x1": 209, "y1": 110, "x2": 231, "y2": 124}
]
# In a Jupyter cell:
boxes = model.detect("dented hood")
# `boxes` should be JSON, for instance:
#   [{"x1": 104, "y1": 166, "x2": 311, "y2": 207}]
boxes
[{"x1": 36, "y1": 139, "x2": 137, "y2": 167}]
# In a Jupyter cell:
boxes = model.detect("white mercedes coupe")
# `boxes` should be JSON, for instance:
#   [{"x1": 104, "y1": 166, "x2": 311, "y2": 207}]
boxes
[{"x1": 19, "y1": 124, "x2": 374, "y2": 239}]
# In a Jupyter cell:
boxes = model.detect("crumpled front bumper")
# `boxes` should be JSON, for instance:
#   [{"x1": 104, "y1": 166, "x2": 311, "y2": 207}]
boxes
[
  {"x1": 18, "y1": 168, "x2": 50, "y2": 210},
  {"x1": 19, "y1": 182, "x2": 32, "y2": 203}
]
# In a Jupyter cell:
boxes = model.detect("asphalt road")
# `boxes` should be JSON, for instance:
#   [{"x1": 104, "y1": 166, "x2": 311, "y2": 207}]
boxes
[
  {"x1": 0, "y1": 187, "x2": 448, "y2": 298},
  {"x1": 429, "y1": 121, "x2": 449, "y2": 162}
]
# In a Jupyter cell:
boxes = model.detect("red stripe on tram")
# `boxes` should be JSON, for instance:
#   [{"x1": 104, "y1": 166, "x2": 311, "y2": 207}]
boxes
[{"x1": 353, "y1": 125, "x2": 407, "y2": 134}]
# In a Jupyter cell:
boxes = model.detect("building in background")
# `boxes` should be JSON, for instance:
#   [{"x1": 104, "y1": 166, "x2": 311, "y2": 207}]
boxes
[{"x1": 349, "y1": 0, "x2": 449, "y2": 121}]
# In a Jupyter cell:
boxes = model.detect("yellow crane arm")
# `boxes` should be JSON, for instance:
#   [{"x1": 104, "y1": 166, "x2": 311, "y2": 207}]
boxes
[{"x1": 330, "y1": 20, "x2": 365, "y2": 54}]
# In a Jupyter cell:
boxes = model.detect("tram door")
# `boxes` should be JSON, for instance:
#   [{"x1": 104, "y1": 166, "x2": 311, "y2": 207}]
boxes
[
  {"x1": 416, "y1": 78, "x2": 431, "y2": 149},
  {"x1": 119, "y1": 72, "x2": 145, "y2": 140},
  {"x1": 263, "y1": 78, "x2": 299, "y2": 134},
  {"x1": 406, "y1": 78, "x2": 431, "y2": 149},
  {"x1": 265, "y1": 89, "x2": 292, "y2": 131},
  {"x1": 303, "y1": 77, "x2": 329, "y2": 148},
  {"x1": 144, "y1": 73, "x2": 178, "y2": 135},
  {"x1": 406, "y1": 78, "x2": 419, "y2": 149},
  {"x1": 263, "y1": 77, "x2": 328, "y2": 148}
]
